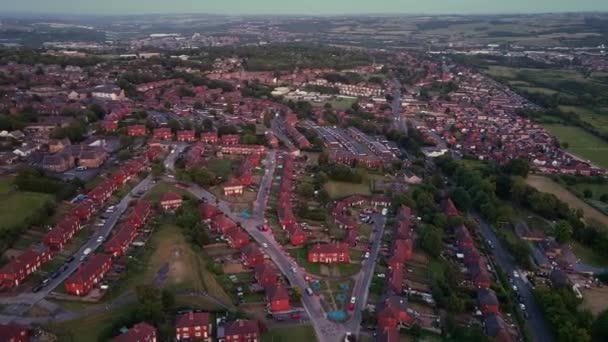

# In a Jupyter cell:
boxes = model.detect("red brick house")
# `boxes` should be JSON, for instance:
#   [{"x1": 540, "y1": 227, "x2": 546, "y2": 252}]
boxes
[
  {"x1": 211, "y1": 215, "x2": 237, "y2": 235},
  {"x1": 199, "y1": 203, "x2": 220, "y2": 221},
  {"x1": 220, "y1": 320, "x2": 261, "y2": 342},
  {"x1": 0, "y1": 245, "x2": 51, "y2": 288},
  {"x1": 371, "y1": 194, "x2": 392, "y2": 207},
  {"x1": 220, "y1": 145, "x2": 265, "y2": 155},
  {"x1": 377, "y1": 296, "x2": 416, "y2": 329},
  {"x1": 65, "y1": 253, "x2": 113, "y2": 296},
  {"x1": 477, "y1": 288, "x2": 500, "y2": 314},
  {"x1": 308, "y1": 243, "x2": 350, "y2": 264},
  {"x1": 221, "y1": 134, "x2": 240, "y2": 145},
  {"x1": 128, "y1": 200, "x2": 152, "y2": 228},
  {"x1": 44, "y1": 215, "x2": 81, "y2": 251},
  {"x1": 470, "y1": 259, "x2": 491, "y2": 289},
  {"x1": 265, "y1": 283, "x2": 290, "y2": 312},
  {"x1": 160, "y1": 192, "x2": 183, "y2": 211},
  {"x1": 113, "y1": 322, "x2": 157, "y2": 342},
  {"x1": 226, "y1": 227, "x2": 249, "y2": 249},
  {"x1": 128, "y1": 125, "x2": 147, "y2": 137},
  {"x1": 285, "y1": 224, "x2": 307, "y2": 246},
  {"x1": 241, "y1": 243, "x2": 264, "y2": 267},
  {"x1": 175, "y1": 311, "x2": 212, "y2": 341},
  {"x1": 443, "y1": 198, "x2": 460, "y2": 217},
  {"x1": 103, "y1": 120, "x2": 119, "y2": 132},
  {"x1": 73, "y1": 199, "x2": 95, "y2": 221},
  {"x1": 177, "y1": 130, "x2": 196, "y2": 142},
  {"x1": 200, "y1": 132, "x2": 219, "y2": 144},
  {"x1": 388, "y1": 266, "x2": 404, "y2": 294},
  {"x1": 223, "y1": 178, "x2": 244, "y2": 196},
  {"x1": 255, "y1": 263, "x2": 278, "y2": 288},
  {"x1": 88, "y1": 179, "x2": 116, "y2": 206},
  {"x1": 0, "y1": 324, "x2": 29, "y2": 342},
  {"x1": 104, "y1": 222, "x2": 138, "y2": 257},
  {"x1": 455, "y1": 225, "x2": 474, "y2": 249},
  {"x1": 153, "y1": 128, "x2": 172, "y2": 140}
]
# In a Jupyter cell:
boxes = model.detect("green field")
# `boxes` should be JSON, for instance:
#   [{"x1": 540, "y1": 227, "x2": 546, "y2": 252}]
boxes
[
  {"x1": 206, "y1": 158, "x2": 235, "y2": 176},
  {"x1": 0, "y1": 177, "x2": 54, "y2": 231},
  {"x1": 262, "y1": 325, "x2": 317, "y2": 342},
  {"x1": 324, "y1": 180, "x2": 371, "y2": 199},
  {"x1": 543, "y1": 125, "x2": 608, "y2": 169},
  {"x1": 312, "y1": 96, "x2": 358, "y2": 111},
  {"x1": 49, "y1": 306, "x2": 133, "y2": 341}
]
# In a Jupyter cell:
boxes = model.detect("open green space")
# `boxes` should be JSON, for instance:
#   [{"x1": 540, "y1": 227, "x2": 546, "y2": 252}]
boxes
[
  {"x1": 206, "y1": 158, "x2": 235, "y2": 176},
  {"x1": 571, "y1": 241, "x2": 608, "y2": 268},
  {"x1": 543, "y1": 125, "x2": 608, "y2": 169},
  {"x1": 324, "y1": 180, "x2": 371, "y2": 200},
  {"x1": 312, "y1": 96, "x2": 358, "y2": 111},
  {"x1": 48, "y1": 306, "x2": 133, "y2": 341},
  {"x1": 288, "y1": 247, "x2": 321, "y2": 275},
  {"x1": 526, "y1": 175, "x2": 608, "y2": 228},
  {"x1": 0, "y1": 177, "x2": 54, "y2": 231},
  {"x1": 262, "y1": 325, "x2": 316, "y2": 342}
]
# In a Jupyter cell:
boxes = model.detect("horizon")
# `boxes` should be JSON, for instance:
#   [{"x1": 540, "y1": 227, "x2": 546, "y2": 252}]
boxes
[{"x1": 1, "y1": 0, "x2": 608, "y2": 16}]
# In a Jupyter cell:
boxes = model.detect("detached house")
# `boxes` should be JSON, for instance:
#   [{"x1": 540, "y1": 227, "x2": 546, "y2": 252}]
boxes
[
  {"x1": 265, "y1": 283, "x2": 290, "y2": 312},
  {"x1": 219, "y1": 320, "x2": 261, "y2": 342},
  {"x1": 200, "y1": 132, "x2": 219, "y2": 144},
  {"x1": 241, "y1": 243, "x2": 264, "y2": 267}
]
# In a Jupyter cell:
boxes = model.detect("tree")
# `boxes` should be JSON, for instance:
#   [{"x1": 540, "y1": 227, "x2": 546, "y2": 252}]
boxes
[
  {"x1": 503, "y1": 158, "x2": 530, "y2": 177},
  {"x1": 420, "y1": 225, "x2": 443, "y2": 257},
  {"x1": 555, "y1": 220, "x2": 573, "y2": 243},
  {"x1": 601, "y1": 194, "x2": 608, "y2": 203},
  {"x1": 451, "y1": 187, "x2": 472, "y2": 211},
  {"x1": 151, "y1": 162, "x2": 165, "y2": 178},
  {"x1": 297, "y1": 183, "x2": 315, "y2": 199},
  {"x1": 583, "y1": 189, "x2": 593, "y2": 198},
  {"x1": 593, "y1": 309, "x2": 608, "y2": 341}
]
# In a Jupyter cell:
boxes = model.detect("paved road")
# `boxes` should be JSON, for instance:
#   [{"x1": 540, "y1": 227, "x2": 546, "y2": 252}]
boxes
[
  {"x1": 0, "y1": 146, "x2": 184, "y2": 307},
  {"x1": 475, "y1": 214, "x2": 554, "y2": 342},
  {"x1": 391, "y1": 79, "x2": 407, "y2": 136},
  {"x1": 344, "y1": 213, "x2": 387, "y2": 335},
  {"x1": 184, "y1": 150, "x2": 345, "y2": 342}
]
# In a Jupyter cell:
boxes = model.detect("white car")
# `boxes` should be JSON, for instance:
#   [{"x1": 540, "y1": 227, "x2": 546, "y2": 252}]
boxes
[
  {"x1": 513, "y1": 270, "x2": 520, "y2": 278},
  {"x1": 291, "y1": 266, "x2": 297, "y2": 273},
  {"x1": 519, "y1": 303, "x2": 526, "y2": 311},
  {"x1": 364, "y1": 252, "x2": 370, "y2": 259},
  {"x1": 96, "y1": 236, "x2": 104, "y2": 243},
  {"x1": 262, "y1": 242, "x2": 268, "y2": 248}
]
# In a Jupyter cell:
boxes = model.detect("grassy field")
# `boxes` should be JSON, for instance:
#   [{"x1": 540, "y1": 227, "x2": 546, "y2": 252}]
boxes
[
  {"x1": 0, "y1": 177, "x2": 54, "y2": 231},
  {"x1": 571, "y1": 241, "x2": 608, "y2": 267},
  {"x1": 543, "y1": 125, "x2": 608, "y2": 169},
  {"x1": 262, "y1": 325, "x2": 317, "y2": 342},
  {"x1": 48, "y1": 306, "x2": 133, "y2": 341},
  {"x1": 526, "y1": 175, "x2": 608, "y2": 228},
  {"x1": 114, "y1": 224, "x2": 231, "y2": 304},
  {"x1": 558, "y1": 105, "x2": 608, "y2": 135},
  {"x1": 206, "y1": 158, "x2": 235, "y2": 176},
  {"x1": 312, "y1": 96, "x2": 358, "y2": 111},
  {"x1": 324, "y1": 180, "x2": 371, "y2": 199}
]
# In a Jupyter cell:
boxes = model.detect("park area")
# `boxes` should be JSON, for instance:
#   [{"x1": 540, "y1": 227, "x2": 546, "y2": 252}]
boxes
[
  {"x1": 262, "y1": 325, "x2": 316, "y2": 342},
  {"x1": 525, "y1": 175, "x2": 608, "y2": 228},
  {"x1": 0, "y1": 176, "x2": 54, "y2": 231}
]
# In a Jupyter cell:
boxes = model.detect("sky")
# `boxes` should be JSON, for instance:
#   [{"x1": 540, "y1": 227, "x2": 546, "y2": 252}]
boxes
[{"x1": 1, "y1": 0, "x2": 608, "y2": 16}]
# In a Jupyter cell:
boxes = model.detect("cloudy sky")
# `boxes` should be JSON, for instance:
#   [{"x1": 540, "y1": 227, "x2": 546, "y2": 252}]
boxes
[{"x1": 1, "y1": 0, "x2": 607, "y2": 15}]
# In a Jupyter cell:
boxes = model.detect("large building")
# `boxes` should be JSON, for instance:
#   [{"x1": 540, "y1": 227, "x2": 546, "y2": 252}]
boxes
[{"x1": 65, "y1": 253, "x2": 113, "y2": 296}]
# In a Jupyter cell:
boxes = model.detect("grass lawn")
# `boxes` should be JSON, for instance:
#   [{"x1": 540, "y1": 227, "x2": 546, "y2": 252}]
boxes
[
  {"x1": 0, "y1": 177, "x2": 54, "y2": 231},
  {"x1": 571, "y1": 241, "x2": 608, "y2": 268},
  {"x1": 288, "y1": 247, "x2": 321, "y2": 275},
  {"x1": 48, "y1": 306, "x2": 133, "y2": 341},
  {"x1": 543, "y1": 124, "x2": 608, "y2": 169},
  {"x1": 109, "y1": 224, "x2": 231, "y2": 305},
  {"x1": 526, "y1": 175, "x2": 608, "y2": 228},
  {"x1": 325, "y1": 181, "x2": 371, "y2": 200},
  {"x1": 262, "y1": 325, "x2": 316, "y2": 342},
  {"x1": 206, "y1": 158, "x2": 235, "y2": 176}
]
